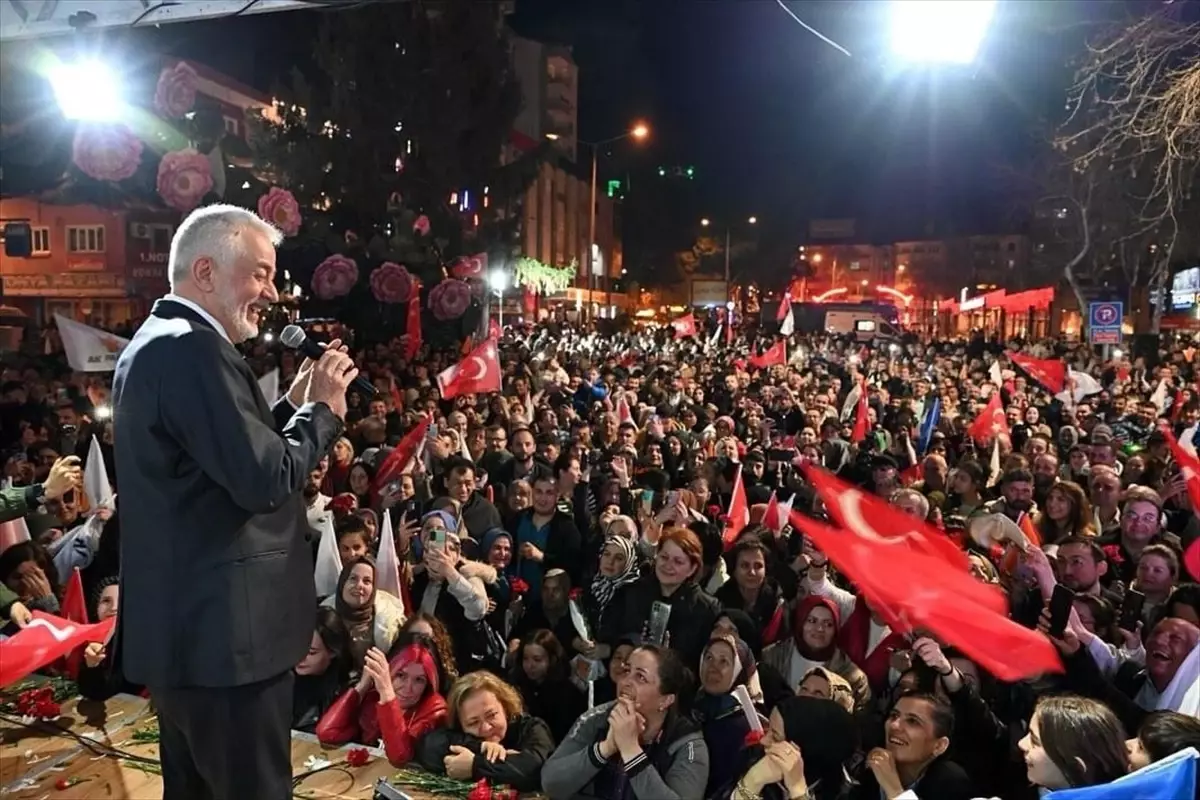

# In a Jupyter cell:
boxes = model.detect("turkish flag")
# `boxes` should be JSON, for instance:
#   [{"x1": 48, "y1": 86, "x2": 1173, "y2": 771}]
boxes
[
  {"x1": 802, "y1": 463, "x2": 974, "y2": 576},
  {"x1": 1008, "y1": 352, "x2": 1066, "y2": 395},
  {"x1": 967, "y1": 392, "x2": 1009, "y2": 445},
  {"x1": 60, "y1": 567, "x2": 89, "y2": 678},
  {"x1": 403, "y1": 286, "x2": 423, "y2": 361},
  {"x1": 787, "y1": 511, "x2": 1062, "y2": 683},
  {"x1": 1162, "y1": 422, "x2": 1200, "y2": 519},
  {"x1": 616, "y1": 392, "x2": 636, "y2": 427},
  {"x1": 373, "y1": 417, "x2": 432, "y2": 495},
  {"x1": 850, "y1": 380, "x2": 871, "y2": 444},
  {"x1": 671, "y1": 314, "x2": 697, "y2": 339},
  {"x1": 488, "y1": 318, "x2": 501, "y2": 341},
  {"x1": 775, "y1": 293, "x2": 792, "y2": 322},
  {"x1": 722, "y1": 464, "x2": 750, "y2": 549},
  {"x1": 750, "y1": 340, "x2": 786, "y2": 370},
  {"x1": 0, "y1": 612, "x2": 116, "y2": 687},
  {"x1": 437, "y1": 338, "x2": 502, "y2": 399}
]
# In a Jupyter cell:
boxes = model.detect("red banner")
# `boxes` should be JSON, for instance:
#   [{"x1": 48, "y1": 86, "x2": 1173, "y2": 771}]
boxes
[{"x1": 0, "y1": 612, "x2": 116, "y2": 687}]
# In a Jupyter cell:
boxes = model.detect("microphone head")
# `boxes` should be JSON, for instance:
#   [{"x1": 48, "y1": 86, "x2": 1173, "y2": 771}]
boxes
[{"x1": 280, "y1": 325, "x2": 307, "y2": 349}]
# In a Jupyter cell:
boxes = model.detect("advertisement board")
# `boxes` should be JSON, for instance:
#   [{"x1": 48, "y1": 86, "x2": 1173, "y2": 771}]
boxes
[
  {"x1": 690, "y1": 280, "x2": 728, "y2": 306},
  {"x1": 1170, "y1": 267, "x2": 1199, "y2": 311}
]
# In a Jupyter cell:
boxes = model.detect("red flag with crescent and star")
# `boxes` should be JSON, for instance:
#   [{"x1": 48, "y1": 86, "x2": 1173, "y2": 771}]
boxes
[
  {"x1": 372, "y1": 416, "x2": 433, "y2": 496},
  {"x1": 438, "y1": 338, "x2": 501, "y2": 399},
  {"x1": 671, "y1": 314, "x2": 698, "y2": 339},
  {"x1": 786, "y1": 509, "x2": 1061, "y2": 683},
  {"x1": 0, "y1": 612, "x2": 116, "y2": 687},
  {"x1": 403, "y1": 283, "x2": 423, "y2": 361},
  {"x1": 967, "y1": 392, "x2": 1009, "y2": 445},
  {"x1": 750, "y1": 339, "x2": 786, "y2": 370},
  {"x1": 1007, "y1": 352, "x2": 1067, "y2": 395}
]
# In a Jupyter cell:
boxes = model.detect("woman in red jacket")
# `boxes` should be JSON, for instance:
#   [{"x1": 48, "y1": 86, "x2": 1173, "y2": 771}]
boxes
[{"x1": 316, "y1": 633, "x2": 449, "y2": 766}]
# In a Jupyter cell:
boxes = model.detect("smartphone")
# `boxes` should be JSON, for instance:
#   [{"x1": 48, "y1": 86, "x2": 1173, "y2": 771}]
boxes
[
  {"x1": 647, "y1": 601, "x2": 671, "y2": 646},
  {"x1": 1118, "y1": 589, "x2": 1146, "y2": 633},
  {"x1": 1047, "y1": 584, "x2": 1074, "y2": 639},
  {"x1": 640, "y1": 488, "x2": 654, "y2": 516},
  {"x1": 426, "y1": 423, "x2": 439, "y2": 440},
  {"x1": 428, "y1": 528, "x2": 446, "y2": 551},
  {"x1": 665, "y1": 490, "x2": 679, "y2": 509}
]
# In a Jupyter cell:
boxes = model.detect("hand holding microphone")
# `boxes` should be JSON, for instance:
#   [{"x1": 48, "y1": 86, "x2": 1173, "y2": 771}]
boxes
[{"x1": 280, "y1": 325, "x2": 376, "y2": 418}]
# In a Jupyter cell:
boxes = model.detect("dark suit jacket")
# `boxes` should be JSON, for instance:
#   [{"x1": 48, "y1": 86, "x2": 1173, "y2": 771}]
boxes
[{"x1": 111, "y1": 299, "x2": 343, "y2": 689}]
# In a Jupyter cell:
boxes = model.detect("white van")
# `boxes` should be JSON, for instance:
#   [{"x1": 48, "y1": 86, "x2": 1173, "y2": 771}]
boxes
[{"x1": 824, "y1": 310, "x2": 902, "y2": 341}]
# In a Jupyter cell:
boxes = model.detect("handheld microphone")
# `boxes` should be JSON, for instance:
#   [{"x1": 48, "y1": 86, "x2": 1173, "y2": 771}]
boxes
[{"x1": 280, "y1": 324, "x2": 377, "y2": 397}]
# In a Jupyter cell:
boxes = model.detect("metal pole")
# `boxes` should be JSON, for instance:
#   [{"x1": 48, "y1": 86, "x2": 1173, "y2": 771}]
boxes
[
  {"x1": 724, "y1": 227, "x2": 731, "y2": 304},
  {"x1": 497, "y1": 289, "x2": 503, "y2": 329},
  {"x1": 587, "y1": 145, "x2": 598, "y2": 323}
]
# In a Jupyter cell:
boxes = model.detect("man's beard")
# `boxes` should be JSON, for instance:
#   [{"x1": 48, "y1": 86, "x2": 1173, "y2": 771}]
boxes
[
  {"x1": 303, "y1": 482, "x2": 319, "y2": 500},
  {"x1": 215, "y1": 288, "x2": 259, "y2": 342}
]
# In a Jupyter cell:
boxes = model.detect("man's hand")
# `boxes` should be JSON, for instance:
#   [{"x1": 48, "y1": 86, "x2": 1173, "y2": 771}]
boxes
[
  {"x1": 83, "y1": 642, "x2": 106, "y2": 669},
  {"x1": 519, "y1": 542, "x2": 544, "y2": 563},
  {"x1": 42, "y1": 456, "x2": 82, "y2": 501},
  {"x1": 287, "y1": 338, "x2": 345, "y2": 406},
  {"x1": 308, "y1": 347, "x2": 358, "y2": 419}
]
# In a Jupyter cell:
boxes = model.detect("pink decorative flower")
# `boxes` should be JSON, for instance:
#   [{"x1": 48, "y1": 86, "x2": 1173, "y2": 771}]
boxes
[
  {"x1": 154, "y1": 61, "x2": 198, "y2": 119},
  {"x1": 72, "y1": 123, "x2": 142, "y2": 182},
  {"x1": 428, "y1": 279, "x2": 471, "y2": 320},
  {"x1": 156, "y1": 149, "x2": 213, "y2": 212},
  {"x1": 412, "y1": 214, "x2": 431, "y2": 236},
  {"x1": 369, "y1": 262, "x2": 414, "y2": 304},
  {"x1": 312, "y1": 254, "x2": 360, "y2": 300},
  {"x1": 257, "y1": 187, "x2": 302, "y2": 237}
]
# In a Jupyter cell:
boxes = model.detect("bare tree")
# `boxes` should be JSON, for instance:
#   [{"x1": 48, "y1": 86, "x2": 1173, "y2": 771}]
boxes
[{"x1": 1054, "y1": 6, "x2": 1200, "y2": 329}]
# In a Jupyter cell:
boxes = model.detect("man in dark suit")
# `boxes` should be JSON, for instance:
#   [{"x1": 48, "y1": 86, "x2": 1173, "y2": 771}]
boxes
[{"x1": 112, "y1": 204, "x2": 358, "y2": 800}]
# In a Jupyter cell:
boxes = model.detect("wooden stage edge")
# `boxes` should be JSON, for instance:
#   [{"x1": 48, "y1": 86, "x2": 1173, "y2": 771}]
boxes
[{"x1": 0, "y1": 693, "x2": 439, "y2": 799}]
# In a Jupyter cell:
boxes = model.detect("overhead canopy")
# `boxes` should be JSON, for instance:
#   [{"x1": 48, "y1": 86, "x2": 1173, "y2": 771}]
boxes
[{"x1": 1, "y1": 0, "x2": 321, "y2": 41}]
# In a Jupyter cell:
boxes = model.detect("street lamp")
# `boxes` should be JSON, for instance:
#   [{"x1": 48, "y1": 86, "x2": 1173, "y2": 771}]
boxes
[
  {"x1": 488, "y1": 268, "x2": 508, "y2": 329},
  {"x1": 700, "y1": 215, "x2": 759, "y2": 305},
  {"x1": 889, "y1": 0, "x2": 996, "y2": 65},
  {"x1": 562, "y1": 121, "x2": 650, "y2": 321},
  {"x1": 48, "y1": 58, "x2": 123, "y2": 121},
  {"x1": 700, "y1": 218, "x2": 711, "y2": 227}
]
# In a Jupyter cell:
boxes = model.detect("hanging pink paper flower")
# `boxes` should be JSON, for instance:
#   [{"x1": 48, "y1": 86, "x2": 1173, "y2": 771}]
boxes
[
  {"x1": 412, "y1": 214, "x2": 431, "y2": 236},
  {"x1": 156, "y1": 149, "x2": 213, "y2": 212},
  {"x1": 312, "y1": 254, "x2": 360, "y2": 300},
  {"x1": 154, "y1": 61, "x2": 198, "y2": 119},
  {"x1": 72, "y1": 123, "x2": 142, "y2": 182},
  {"x1": 369, "y1": 262, "x2": 414, "y2": 303},
  {"x1": 428, "y1": 279, "x2": 471, "y2": 320},
  {"x1": 257, "y1": 187, "x2": 302, "y2": 237}
]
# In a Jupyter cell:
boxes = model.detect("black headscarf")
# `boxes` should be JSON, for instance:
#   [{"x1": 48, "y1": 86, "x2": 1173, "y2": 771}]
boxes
[
  {"x1": 718, "y1": 608, "x2": 763, "y2": 659},
  {"x1": 774, "y1": 696, "x2": 857, "y2": 796}
]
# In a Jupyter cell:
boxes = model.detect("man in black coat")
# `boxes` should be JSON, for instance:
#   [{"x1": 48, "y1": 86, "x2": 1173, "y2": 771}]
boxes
[{"x1": 112, "y1": 204, "x2": 356, "y2": 800}]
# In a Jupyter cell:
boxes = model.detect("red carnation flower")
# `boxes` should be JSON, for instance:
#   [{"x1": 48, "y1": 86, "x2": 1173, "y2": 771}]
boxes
[
  {"x1": 16, "y1": 687, "x2": 60, "y2": 720},
  {"x1": 568, "y1": 587, "x2": 583, "y2": 602},
  {"x1": 1101, "y1": 545, "x2": 1125, "y2": 566},
  {"x1": 509, "y1": 577, "x2": 530, "y2": 596},
  {"x1": 345, "y1": 747, "x2": 370, "y2": 767},
  {"x1": 490, "y1": 788, "x2": 518, "y2": 800},
  {"x1": 467, "y1": 778, "x2": 492, "y2": 800},
  {"x1": 706, "y1": 504, "x2": 723, "y2": 518},
  {"x1": 743, "y1": 729, "x2": 764, "y2": 747},
  {"x1": 327, "y1": 493, "x2": 357, "y2": 516}
]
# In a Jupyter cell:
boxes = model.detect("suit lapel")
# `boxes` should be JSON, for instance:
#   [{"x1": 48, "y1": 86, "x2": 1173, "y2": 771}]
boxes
[{"x1": 151, "y1": 299, "x2": 275, "y2": 425}]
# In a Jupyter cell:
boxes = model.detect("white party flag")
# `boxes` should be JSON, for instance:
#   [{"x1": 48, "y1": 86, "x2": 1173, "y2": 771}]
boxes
[
  {"x1": 258, "y1": 368, "x2": 280, "y2": 404},
  {"x1": 313, "y1": 513, "x2": 343, "y2": 598},
  {"x1": 54, "y1": 315, "x2": 128, "y2": 372},
  {"x1": 84, "y1": 435, "x2": 114, "y2": 511},
  {"x1": 375, "y1": 509, "x2": 403, "y2": 600}
]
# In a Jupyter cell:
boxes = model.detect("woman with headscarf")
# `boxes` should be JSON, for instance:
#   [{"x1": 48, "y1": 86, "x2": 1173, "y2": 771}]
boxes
[
  {"x1": 316, "y1": 634, "x2": 450, "y2": 766},
  {"x1": 694, "y1": 633, "x2": 761, "y2": 796},
  {"x1": 321, "y1": 555, "x2": 406, "y2": 673},
  {"x1": 714, "y1": 610, "x2": 792, "y2": 712},
  {"x1": 408, "y1": 510, "x2": 499, "y2": 673},
  {"x1": 577, "y1": 534, "x2": 641, "y2": 661},
  {"x1": 760, "y1": 595, "x2": 871, "y2": 711},
  {"x1": 479, "y1": 527, "x2": 515, "y2": 639},
  {"x1": 729, "y1": 696, "x2": 858, "y2": 800}
]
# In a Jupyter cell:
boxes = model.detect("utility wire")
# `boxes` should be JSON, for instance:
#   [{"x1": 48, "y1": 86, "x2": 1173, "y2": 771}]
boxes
[{"x1": 774, "y1": 0, "x2": 852, "y2": 58}]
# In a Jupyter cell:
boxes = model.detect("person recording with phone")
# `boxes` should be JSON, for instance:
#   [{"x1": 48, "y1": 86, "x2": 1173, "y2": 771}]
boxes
[{"x1": 0, "y1": 454, "x2": 82, "y2": 524}]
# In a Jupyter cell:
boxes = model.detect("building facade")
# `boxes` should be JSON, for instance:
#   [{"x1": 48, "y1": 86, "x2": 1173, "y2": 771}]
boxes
[{"x1": 510, "y1": 36, "x2": 578, "y2": 163}]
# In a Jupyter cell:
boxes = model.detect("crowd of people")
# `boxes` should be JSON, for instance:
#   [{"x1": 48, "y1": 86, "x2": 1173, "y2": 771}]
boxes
[{"x1": 2, "y1": 302, "x2": 1199, "y2": 799}]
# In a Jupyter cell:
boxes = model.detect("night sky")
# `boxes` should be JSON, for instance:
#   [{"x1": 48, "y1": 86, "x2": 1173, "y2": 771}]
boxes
[{"x1": 148, "y1": 0, "x2": 1106, "y2": 243}]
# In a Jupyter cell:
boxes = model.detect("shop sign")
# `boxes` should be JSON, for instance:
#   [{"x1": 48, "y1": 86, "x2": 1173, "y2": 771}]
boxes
[{"x1": 0, "y1": 273, "x2": 126, "y2": 297}]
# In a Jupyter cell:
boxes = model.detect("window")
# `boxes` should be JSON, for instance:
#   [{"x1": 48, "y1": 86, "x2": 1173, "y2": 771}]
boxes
[
  {"x1": 223, "y1": 116, "x2": 240, "y2": 135},
  {"x1": 31, "y1": 226, "x2": 50, "y2": 256},
  {"x1": 67, "y1": 225, "x2": 105, "y2": 253}
]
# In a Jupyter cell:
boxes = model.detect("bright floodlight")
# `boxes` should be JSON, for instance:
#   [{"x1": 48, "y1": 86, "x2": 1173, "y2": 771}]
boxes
[
  {"x1": 630, "y1": 122, "x2": 650, "y2": 139},
  {"x1": 488, "y1": 269, "x2": 508, "y2": 293},
  {"x1": 49, "y1": 59, "x2": 122, "y2": 121},
  {"x1": 701, "y1": 218, "x2": 711, "y2": 227},
  {"x1": 889, "y1": 0, "x2": 996, "y2": 65},
  {"x1": 748, "y1": 216, "x2": 758, "y2": 225}
]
